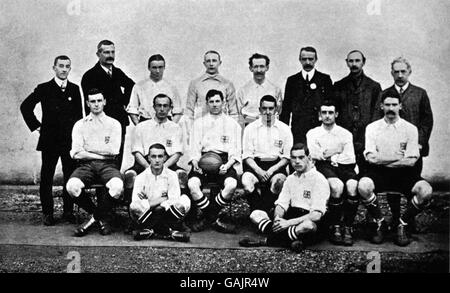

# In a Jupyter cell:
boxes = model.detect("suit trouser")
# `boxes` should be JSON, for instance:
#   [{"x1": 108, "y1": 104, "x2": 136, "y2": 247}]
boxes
[{"x1": 40, "y1": 149, "x2": 75, "y2": 215}]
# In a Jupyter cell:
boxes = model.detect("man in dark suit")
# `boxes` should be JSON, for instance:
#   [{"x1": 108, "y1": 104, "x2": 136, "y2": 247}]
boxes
[
  {"x1": 333, "y1": 50, "x2": 382, "y2": 175},
  {"x1": 20, "y1": 55, "x2": 83, "y2": 225},
  {"x1": 81, "y1": 40, "x2": 135, "y2": 167},
  {"x1": 373, "y1": 57, "x2": 433, "y2": 229},
  {"x1": 280, "y1": 46, "x2": 333, "y2": 144}
]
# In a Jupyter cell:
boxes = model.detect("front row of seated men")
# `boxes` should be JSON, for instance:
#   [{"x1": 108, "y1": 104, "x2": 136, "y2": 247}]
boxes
[{"x1": 65, "y1": 87, "x2": 433, "y2": 251}]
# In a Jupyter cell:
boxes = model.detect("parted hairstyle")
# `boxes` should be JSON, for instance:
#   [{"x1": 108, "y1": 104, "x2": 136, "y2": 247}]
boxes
[{"x1": 205, "y1": 89, "x2": 224, "y2": 101}]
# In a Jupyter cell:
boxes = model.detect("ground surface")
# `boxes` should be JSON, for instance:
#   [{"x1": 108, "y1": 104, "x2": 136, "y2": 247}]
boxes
[{"x1": 0, "y1": 185, "x2": 448, "y2": 273}]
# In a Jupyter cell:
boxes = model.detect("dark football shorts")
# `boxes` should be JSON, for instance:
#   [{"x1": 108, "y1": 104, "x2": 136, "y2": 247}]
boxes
[
  {"x1": 315, "y1": 161, "x2": 357, "y2": 182},
  {"x1": 243, "y1": 157, "x2": 288, "y2": 180},
  {"x1": 361, "y1": 165, "x2": 423, "y2": 197},
  {"x1": 70, "y1": 159, "x2": 122, "y2": 185},
  {"x1": 188, "y1": 152, "x2": 238, "y2": 186},
  {"x1": 126, "y1": 161, "x2": 186, "y2": 175}
]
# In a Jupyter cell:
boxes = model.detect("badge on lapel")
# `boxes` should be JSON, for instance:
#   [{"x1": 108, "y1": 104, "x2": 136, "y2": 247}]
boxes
[{"x1": 310, "y1": 83, "x2": 317, "y2": 90}]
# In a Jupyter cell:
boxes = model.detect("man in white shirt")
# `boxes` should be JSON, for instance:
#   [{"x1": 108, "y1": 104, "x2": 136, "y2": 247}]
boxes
[
  {"x1": 66, "y1": 88, "x2": 124, "y2": 237},
  {"x1": 239, "y1": 143, "x2": 330, "y2": 252},
  {"x1": 237, "y1": 53, "x2": 283, "y2": 126},
  {"x1": 130, "y1": 143, "x2": 191, "y2": 242},
  {"x1": 127, "y1": 54, "x2": 183, "y2": 124},
  {"x1": 242, "y1": 95, "x2": 293, "y2": 234},
  {"x1": 187, "y1": 89, "x2": 242, "y2": 233},
  {"x1": 306, "y1": 100, "x2": 358, "y2": 246},
  {"x1": 358, "y1": 91, "x2": 433, "y2": 246},
  {"x1": 124, "y1": 94, "x2": 188, "y2": 232}
]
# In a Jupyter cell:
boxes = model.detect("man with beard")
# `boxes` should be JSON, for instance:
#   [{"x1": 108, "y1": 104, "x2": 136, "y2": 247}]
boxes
[
  {"x1": 358, "y1": 91, "x2": 433, "y2": 246},
  {"x1": 237, "y1": 53, "x2": 283, "y2": 127},
  {"x1": 81, "y1": 40, "x2": 135, "y2": 166},
  {"x1": 280, "y1": 46, "x2": 333, "y2": 144},
  {"x1": 333, "y1": 50, "x2": 382, "y2": 175}
]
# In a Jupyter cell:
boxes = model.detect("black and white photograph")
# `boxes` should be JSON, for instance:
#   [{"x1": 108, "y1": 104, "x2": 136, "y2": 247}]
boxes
[{"x1": 0, "y1": 0, "x2": 449, "y2": 278}]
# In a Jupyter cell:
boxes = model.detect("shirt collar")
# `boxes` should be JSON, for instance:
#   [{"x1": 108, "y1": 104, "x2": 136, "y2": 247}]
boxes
[
  {"x1": 201, "y1": 73, "x2": 225, "y2": 82},
  {"x1": 302, "y1": 68, "x2": 316, "y2": 81},
  {"x1": 256, "y1": 117, "x2": 279, "y2": 128},
  {"x1": 382, "y1": 117, "x2": 403, "y2": 129},
  {"x1": 395, "y1": 82, "x2": 409, "y2": 93},
  {"x1": 295, "y1": 166, "x2": 316, "y2": 178},
  {"x1": 86, "y1": 112, "x2": 106, "y2": 122},
  {"x1": 54, "y1": 76, "x2": 67, "y2": 88},
  {"x1": 100, "y1": 64, "x2": 112, "y2": 74},
  {"x1": 320, "y1": 124, "x2": 337, "y2": 133}
]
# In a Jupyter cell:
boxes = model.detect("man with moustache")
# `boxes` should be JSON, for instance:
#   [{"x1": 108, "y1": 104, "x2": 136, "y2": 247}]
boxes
[
  {"x1": 185, "y1": 50, "x2": 238, "y2": 122},
  {"x1": 20, "y1": 55, "x2": 83, "y2": 225},
  {"x1": 280, "y1": 46, "x2": 333, "y2": 144},
  {"x1": 358, "y1": 91, "x2": 433, "y2": 246},
  {"x1": 237, "y1": 53, "x2": 283, "y2": 126},
  {"x1": 81, "y1": 40, "x2": 135, "y2": 166},
  {"x1": 333, "y1": 50, "x2": 382, "y2": 175},
  {"x1": 373, "y1": 58, "x2": 433, "y2": 229},
  {"x1": 375, "y1": 57, "x2": 433, "y2": 176},
  {"x1": 127, "y1": 54, "x2": 183, "y2": 125}
]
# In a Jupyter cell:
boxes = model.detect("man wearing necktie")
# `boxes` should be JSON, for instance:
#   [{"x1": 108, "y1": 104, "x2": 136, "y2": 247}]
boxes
[
  {"x1": 280, "y1": 46, "x2": 333, "y2": 144},
  {"x1": 20, "y1": 55, "x2": 83, "y2": 226},
  {"x1": 374, "y1": 57, "x2": 433, "y2": 176},
  {"x1": 81, "y1": 40, "x2": 135, "y2": 168}
]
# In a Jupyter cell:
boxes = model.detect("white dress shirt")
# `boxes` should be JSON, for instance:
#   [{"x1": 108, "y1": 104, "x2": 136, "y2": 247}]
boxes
[
  {"x1": 302, "y1": 68, "x2": 316, "y2": 82},
  {"x1": 132, "y1": 167, "x2": 181, "y2": 212},
  {"x1": 70, "y1": 112, "x2": 122, "y2": 158},
  {"x1": 237, "y1": 79, "x2": 283, "y2": 124},
  {"x1": 364, "y1": 118, "x2": 420, "y2": 163},
  {"x1": 126, "y1": 78, "x2": 182, "y2": 120},
  {"x1": 275, "y1": 167, "x2": 330, "y2": 215},
  {"x1": 306, "y1": 124, "x2": 356, "y2": 165},
  {"x1": 242, "y1": 118, "x2": 293, "y2": 160},
  {"x1": 190, "y1": 113, "x2": 242, "y2": 163},
  {"x1": 131, "y1": 119, "x2": 183, "y2": 157}
]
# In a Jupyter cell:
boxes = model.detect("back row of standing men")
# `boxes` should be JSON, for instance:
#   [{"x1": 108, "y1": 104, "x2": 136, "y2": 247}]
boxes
[{"x1": 20, "y1": 39, "x2": 434, "y2": 249}]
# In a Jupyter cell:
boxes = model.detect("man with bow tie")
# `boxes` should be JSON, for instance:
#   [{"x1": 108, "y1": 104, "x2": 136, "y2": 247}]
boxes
[
  {"x1": 20, "y1": 55, "x2": 83, "y2": 226},
  {"x1": 280, "y1": 46, "x2": 333, "y2": 144}
]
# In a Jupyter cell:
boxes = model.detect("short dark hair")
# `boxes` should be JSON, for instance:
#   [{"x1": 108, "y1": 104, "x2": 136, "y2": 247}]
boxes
[
  {"x1": 259, "y1": 95, "x2": 277, "y2": 108},
  {"x1": 86, "y1": 88, "x2": 103, "y2": 101},
  {"x1": 319, "y1": 100, "x2": 339, "y2": 113},
  {"x1": 148, "y1": 54, "x2": 165, "y2": 68},
  {"x1": 205, "y1": 89, "x2": 224, "y2": 101},
  {"x1": 54, "y1": 55, "x2": 70, "y2": 66},
  {"x1": 346, "y1": 50, "x2": 366, "y2": 63},
  {"x1": 148, "y1": 143, "x2": 167, "y2": 155},
  {"x1": 204, "y1": 50, "x2": 221, "y2": 60},
  {"x1": 380, "y1": 89, "x2": 401, "y2": 103},
  {"x1": 97, "y1": 40, "x2": 114, "y2": 52},
  {"x1": 300, "y1": 46, "x2": 318, "y2": 59},
  {"x1": 291, "y1": 143, "x2": 309, "y2": 156},
  {"x1": 249, "y1": 53, "x2": 270, "y2": 67},
  {"x1": 153, "y1": 93, "x2": 173, "y2": 107}
]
